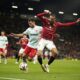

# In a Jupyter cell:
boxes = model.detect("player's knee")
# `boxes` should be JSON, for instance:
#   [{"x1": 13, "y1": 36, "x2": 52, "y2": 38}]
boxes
[
  {"x1": 51, "y1": 48, "x2": 58, "y2": 56},
  {"x1": 37, "y1": 50, "x2": 42, "y2": 56},
  {"x1": 22, "y1": 53, "x2": 26, "y2": 57},
  {"x1": 28, "y1": 57, "x2": 33, "y2": 61},
  {"x1": 18, "y1": 54, "x2": 22, "y2": 57},
  {"x1": 3, "y1": 53, "x2": 6, "y2": 56}
]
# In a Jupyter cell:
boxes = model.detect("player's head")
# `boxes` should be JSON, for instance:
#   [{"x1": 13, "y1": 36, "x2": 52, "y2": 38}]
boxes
[
  {"x1": 50, "y1": 15, "x2": 56, "y2": 22},
  {"x1": 28, "y1": 17, "x2": 36, "y2": 28},
  {"x1": 47, "y1": 14, "x2": 56, "y2": 23},
  {"x1": 1, "y1": 31, "x2": 6, "y2": 36},
  {"x1": 44, "y1": 14, "x2": 56, "y2": 27},
  {"x1": 23, "y1": 34, "x2": 27, "y2": 38}
]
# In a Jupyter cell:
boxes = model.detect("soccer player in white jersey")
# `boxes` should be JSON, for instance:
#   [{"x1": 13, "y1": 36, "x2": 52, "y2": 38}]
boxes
[
  {"x1": 0, "y1": 31, "x2": 8, "y2": 64},
  {"x1": 12, "y1": 17, "x2": 42, "y2": 70}
]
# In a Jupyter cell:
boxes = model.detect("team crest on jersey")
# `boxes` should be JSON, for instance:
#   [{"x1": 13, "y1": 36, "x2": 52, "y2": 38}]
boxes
[{"x1": 35, "y1": 29, "x2": 38, "y2": 32}]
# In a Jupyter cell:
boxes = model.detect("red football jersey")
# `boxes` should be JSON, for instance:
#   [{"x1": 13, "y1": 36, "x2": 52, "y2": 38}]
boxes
[
  {"x1": 19, "y1": 38, "x2": 28, "y2": 48},
  {"x1": 37, "y1": 12, "x2": 77, "y2": 40}
]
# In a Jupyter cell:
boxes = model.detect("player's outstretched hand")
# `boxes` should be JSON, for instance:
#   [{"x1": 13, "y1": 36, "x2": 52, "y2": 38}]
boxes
[
  {"x1": 76, "y1": 18, "x2": 80, "y2": 23},
  {"x1": 44, "y1": 10, "x2": 51, "y2": 14},
  {"x1": 8, "y1": 33, "x2": 15, "y2": 37}
]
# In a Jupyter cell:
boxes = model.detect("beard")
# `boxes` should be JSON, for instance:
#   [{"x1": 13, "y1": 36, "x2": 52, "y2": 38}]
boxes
[{"x1": 50, "y1": 21, "x2": 54, "y2": 26}]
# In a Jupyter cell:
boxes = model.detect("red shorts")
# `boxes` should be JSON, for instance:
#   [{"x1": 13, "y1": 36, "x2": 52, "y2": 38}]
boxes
[
  {"x1": 0, "y1": 48, "x2": 7, "y2": 53},
  {"x1": 24, "y1": 46, "x2": 37, "y2": 59}
]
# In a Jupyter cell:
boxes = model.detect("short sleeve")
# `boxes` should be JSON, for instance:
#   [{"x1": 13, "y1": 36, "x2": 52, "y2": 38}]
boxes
[
  {"x1": 23, "y1": 29, "x2": 29, "y2": 35},
  {"x1": 39, "y1": 26, "x2": 43, "y2": 31},
  {"x1": 5, "y1": 37, "x2": 8, "y2": 44}
]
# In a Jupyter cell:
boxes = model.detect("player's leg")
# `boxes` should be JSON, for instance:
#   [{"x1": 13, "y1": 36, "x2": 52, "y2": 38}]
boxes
[
  {"x1": 33, "y1": 54, "x2": 37, "y2": 64},
  {"x1": 19, "y1": 48, "x2": 24, "y2": 57},
  {"x1": 15, "y1": 51, "x2": 20, "y2": 64},
  {"x1": 0, "y1": 53, "x2": 2, "y2": 63},
  {"x1": 3, "y1": 49, "x2": 8, "y2": 64},
  {"x1": 19, "y1": 46, "x2": 30, "y2": 71},
  {"x1": 17, "y1": 48, "x2": 24, "y2": 63},
  {"x1": 45, "y1": 40, "x2": 58, "y2": 72},
  {"x1": 28, "y1": 48, "x2": 37, "y2": 62},
  {"x1": 37, "y1": 38, "x2": 47, "y2": 72},
  {"x1": 44, "y1": 48, "x2": 58, "y2": 73},
  {"x1": 0, "y1": 49, "x2": 3, "y2": 63},
  {"x1": 22, "y1": 46, "x2": 30, "y2": 63},
  {"x1": 37, "y1": 39, "x2": 46, "y2": 65},
  {"x1": 48, "y1": 48, "x2": 58, "y2": 65},
  {"x1": 43, "y1": 48, "x2": 50, "y2": 59},
  {"x1": 15, "y1": 46, "x2": 20, "y2": 64}
]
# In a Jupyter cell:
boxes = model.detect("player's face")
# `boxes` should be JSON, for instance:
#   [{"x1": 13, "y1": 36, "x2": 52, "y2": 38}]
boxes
[
  {"x1": 49, "y1": 15, "x2": 56, "y2": 23},
  {"x1": 28, "y1": 21, "x2": 35, "y2": 28},
  {"x1": 23, "y1": 35, "x2": 27, "y2": 38},
  {"x1": 1, "y1": 32, "x2": 5, "y2": 36}
]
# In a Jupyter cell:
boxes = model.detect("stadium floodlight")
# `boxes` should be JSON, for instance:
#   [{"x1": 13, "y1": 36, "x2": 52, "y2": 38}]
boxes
[
  {"x1": 34, "y1": 16, "x2": 37, "y2": 18},
  {"x1": 28, "y1": 7, "x2": 34, "y2": 11},
  {"x1": 73, "y1": 13, "x2": 78, "y2": 16},
  {"x1": 12, "y1": 5, "x2": 18, "y2": 9},
  {"x1": 59, "y1": 11, "x2": 64, "y2": 14}
]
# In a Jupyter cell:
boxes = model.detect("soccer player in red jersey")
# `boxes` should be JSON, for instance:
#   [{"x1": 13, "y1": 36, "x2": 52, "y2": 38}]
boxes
[
  {"x1": 19, "y1": 34, "x2": 28, "y2": 57},
  {"x1": 15, "y1": 34, "x2": 29, "y2": 64},
  {"x1": 37, "y1": 10, "x2": 80, "y2": 72}
]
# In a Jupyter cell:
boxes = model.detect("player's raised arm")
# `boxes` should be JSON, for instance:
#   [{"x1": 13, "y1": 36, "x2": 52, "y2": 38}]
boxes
[
  {"x1": 57, "y1": 18, "x2": 80, "y2": 27},
  {"x1": 37, "y1": 10, "x2": 51, "y2": 18},
  {"x1": 36, "y1": 10, "x2": 51, "y2": 25}
]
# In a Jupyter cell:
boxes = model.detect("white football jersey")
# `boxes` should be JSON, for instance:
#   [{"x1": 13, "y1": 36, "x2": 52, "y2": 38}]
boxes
[
  {"x1": 0, "y1": 36, "x2": 8, "y2": 48},
  {"x1": 23, "y1": 26, "x2": 42, "y2": 48}
]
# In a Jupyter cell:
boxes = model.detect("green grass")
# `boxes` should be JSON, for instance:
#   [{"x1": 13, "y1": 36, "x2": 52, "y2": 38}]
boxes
[{"x1": 0, "y1": 59, "x2": 80, "y2": 80}]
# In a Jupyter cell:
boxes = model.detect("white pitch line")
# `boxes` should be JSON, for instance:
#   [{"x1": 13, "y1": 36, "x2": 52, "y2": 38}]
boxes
[{"x1": 0, "y1": 77, "x2": 26, "y2": 80}]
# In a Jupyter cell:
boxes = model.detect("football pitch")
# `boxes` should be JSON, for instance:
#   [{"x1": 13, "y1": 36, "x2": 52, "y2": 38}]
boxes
[{"x1": 0, "y1": 59, "x2": 80, "y2": 80}]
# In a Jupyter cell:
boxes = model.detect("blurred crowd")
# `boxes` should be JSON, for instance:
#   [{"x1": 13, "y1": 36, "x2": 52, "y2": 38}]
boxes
[{"x1": 55, "y1": 27, "x2": 80, "y2": 59}]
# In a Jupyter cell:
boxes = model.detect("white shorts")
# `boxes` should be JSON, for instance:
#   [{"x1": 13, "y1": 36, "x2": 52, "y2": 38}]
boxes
[
  {"x1": 37, "y1": 38, "x2": 56, "y2": 51},
  {"x1": 19, "y1": 48, "x2": 24, "y2": 55}
]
